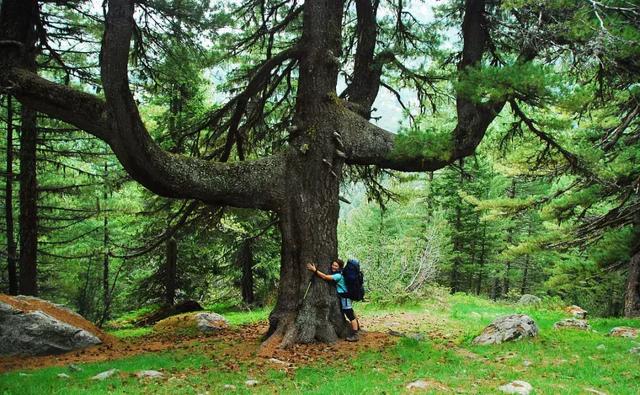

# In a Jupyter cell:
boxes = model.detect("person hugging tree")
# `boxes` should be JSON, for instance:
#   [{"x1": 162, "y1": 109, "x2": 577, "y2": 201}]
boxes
[{"x1": 306, "y1": 259, "x2": 360, "y2": 342}]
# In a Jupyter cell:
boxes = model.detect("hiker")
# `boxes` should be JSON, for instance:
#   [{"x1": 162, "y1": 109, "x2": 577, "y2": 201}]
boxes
[{"x1": 306, "y1": 259, "x2": 360, "y2": 340}]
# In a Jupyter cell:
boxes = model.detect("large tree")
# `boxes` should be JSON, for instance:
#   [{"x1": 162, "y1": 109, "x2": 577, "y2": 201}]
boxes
[{"x1": 0, "y1": 0, "x2": 538, "y2": 347}]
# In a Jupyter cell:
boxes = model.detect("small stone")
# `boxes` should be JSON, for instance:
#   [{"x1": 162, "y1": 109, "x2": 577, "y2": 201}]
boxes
[
  {"x1": 406, "y1": 380, "x2": 430, "y2": 390},
  {"x1": 18, "y1": 373, "x2": 31, "y2": 377},
  {"x1": 245, "y1": 379, "x2": 259, "y2": 386},
  {"x1": 68, "y1": 364, "x2": 82, "y2": 372},
  {"x1": 195, "y1": 313, "x2": 228, "y2": 333},
  {"x1": 135, "y1": 370, "x2": 164, "y2": 379},
  {"x1": 518, "y1": 294, "x2": 541, "y2": 305},
  {"x1": 473, "y1": 315, "x2": 538, "y2": 345},
  {"x1": 553, "y1": 318, "x2": 591, "y2": 331},
  {"x1": 498, "y1": 380, "x2": 533, "y2": 395},
  {"x1": 406, "y1": 380, "x2": 448, "y2": 391},
  {"x1": 268, "y1": 358, "x2": 287, "y2": 365},
  {"x1": 523, "y1": 359, "x2": 532, "y2": 367},
  {"x1": 223, "y1": 384, "x2": 236, "y2": 390},
  {"x1": 91, "y1": 369, "x2": 118, "y2": 380},
  {"x1": 630, "y1": 347, "x2": 640, "y2": 354},
  {"x1": 596, "y1": 344, "x2": 606, "y2": 350},
  {"x1": 564, "y1": 305, "x2": 588, "y2": 319},
  {"x1": 608, "y1": 326, "x2": 639, "y2": 338},
  {"x1": 584, "y1": 388, "x2": 607, "y2": 395},
  {"x1": 57, "y1": 373, "x2": 70, "y2": 379},
  {"x1": 407, "y1": 332, "x2": 425, "y2": 341},
  {"x1": 455, "y1": 348, "x2": 482, "y2": 360}
]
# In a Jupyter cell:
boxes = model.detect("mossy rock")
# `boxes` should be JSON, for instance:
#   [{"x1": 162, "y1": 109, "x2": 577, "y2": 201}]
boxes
[{"x1": 153, "y1": 312, "x2": 228, "y2": 335}]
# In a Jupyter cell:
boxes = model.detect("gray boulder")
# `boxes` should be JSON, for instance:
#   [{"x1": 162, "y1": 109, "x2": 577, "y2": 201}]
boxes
[
  {"x1": 553, "y1": 318, "x2": 591, "y2": 331},
  {"x1": 518, "y1": 294, "x2": 541, "y2": 305},
  {"x1": 0, "y1": 301, "x2": 101, "y2": 356},
  {"x1": 473, "y1": 314, "x2": 538, "y2": 345}
]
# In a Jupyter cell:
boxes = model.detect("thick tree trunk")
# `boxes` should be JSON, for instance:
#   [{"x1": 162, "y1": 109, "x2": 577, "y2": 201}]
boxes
[
  {"x1": 238, "y1": 239, "x2": 254, "y2": 305},
  {"x1": 265, "y1": 105, "x2": 351, "y2": 347},
  {"x1": 18, "y1": 103, "x2": 38, "y2": 296},
  {"x1": 262, "y1": 0, "x2": 351, "y2": 349},
  {"x1": 4, "y1": 0, "x2": 39, "y2": 296},
  {"x1": 165, "y1": 237, "x2": 177, "y2": 306},
  {"x1": 5, "y1": 95, "x2": 18, "y2": 295},
  {"x1": 266, "y1": 186, "x2": 350, "y2": 348}
]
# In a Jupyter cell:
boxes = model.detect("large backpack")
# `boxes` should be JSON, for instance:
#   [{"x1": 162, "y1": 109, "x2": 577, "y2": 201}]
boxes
[{"x1": 341, "y1": 258, "x2": 365, "y2": 301}]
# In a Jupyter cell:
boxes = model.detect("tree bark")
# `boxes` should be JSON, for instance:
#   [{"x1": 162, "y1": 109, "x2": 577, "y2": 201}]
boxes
[
  {"x1": 5, "y1": 95, "x2": 18, "y2": 295},
  {"x1": 2, "y1": 0, "x2": 39, "y2": 296},
  {"x1": 262, "y1": 0, "x2": 353, "y2": 347}
]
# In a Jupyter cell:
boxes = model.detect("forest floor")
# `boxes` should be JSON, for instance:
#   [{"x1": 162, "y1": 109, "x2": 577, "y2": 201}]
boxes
[{"x1": 1, "y1": 293, "x2": 639, "y2": 394}]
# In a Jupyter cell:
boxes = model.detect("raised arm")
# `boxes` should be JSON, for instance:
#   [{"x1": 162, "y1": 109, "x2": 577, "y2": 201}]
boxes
[{"x1": 306, "y1": 263, "x2": 335, "y2": 282}]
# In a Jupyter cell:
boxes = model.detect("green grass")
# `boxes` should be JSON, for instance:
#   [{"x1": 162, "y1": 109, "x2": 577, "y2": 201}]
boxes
[
  {"x1": 105, "y1": 305, "x2": 160, "y2": 330},
  {"x1": 105, "y1": 305, "x2": 270, "y2": 339},
  {"x1": 109, "y1": 327, "x2": 154, "y2": 339},
  {"x1": 224, "y1": 307, "x2": 270, "y2": 326},
  {"x1": 3, "y1": 293, "x2": 639, "y2": 394}
]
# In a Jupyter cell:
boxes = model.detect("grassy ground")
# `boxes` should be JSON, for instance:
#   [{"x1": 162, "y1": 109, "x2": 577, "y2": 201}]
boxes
[{"x1": 1, "y1": 293, "x2": 639, "y2": 394}]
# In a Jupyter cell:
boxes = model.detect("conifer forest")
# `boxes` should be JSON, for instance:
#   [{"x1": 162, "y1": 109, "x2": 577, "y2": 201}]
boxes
[{"x1": 0, "y1": 0, "x2": 639, "y2": 393}]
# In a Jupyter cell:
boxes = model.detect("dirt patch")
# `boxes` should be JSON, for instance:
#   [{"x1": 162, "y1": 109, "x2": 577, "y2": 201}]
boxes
[
  {"x1": 0, "y1": 294, "x2": 117, "y2": 347},
  {"x1": 0, "y1": 318, "x2": 397, "y2": 374},
  {"x1": 0, "y1": 328, "x2": 219, "y2": 373}
]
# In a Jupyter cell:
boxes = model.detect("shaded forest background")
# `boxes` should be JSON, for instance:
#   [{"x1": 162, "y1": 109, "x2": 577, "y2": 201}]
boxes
[{"x1": 1, "y1": 0, "x2": 638, "y2": 323}]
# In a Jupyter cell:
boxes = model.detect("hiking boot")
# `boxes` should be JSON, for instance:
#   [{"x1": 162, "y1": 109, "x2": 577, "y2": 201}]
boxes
[{"x1": 346, "y1": 334, "x2": 359, "y2": 342}]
